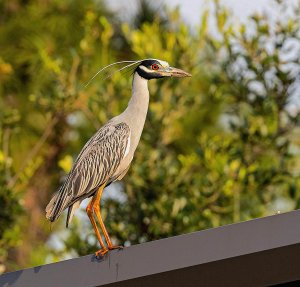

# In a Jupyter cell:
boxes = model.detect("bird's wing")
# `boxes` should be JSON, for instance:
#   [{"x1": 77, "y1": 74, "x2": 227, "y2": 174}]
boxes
[
  {"x1": 68, "y1": 122, "x2": 130, "y2": 198},
  {"x1": 46, "y1": 122, "x2": 130, "y2": 222}
]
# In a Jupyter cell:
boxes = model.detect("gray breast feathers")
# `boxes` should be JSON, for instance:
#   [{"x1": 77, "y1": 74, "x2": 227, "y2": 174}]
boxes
[{"x1": 45, "y1": 122, "x2": 130, "y2": 223}]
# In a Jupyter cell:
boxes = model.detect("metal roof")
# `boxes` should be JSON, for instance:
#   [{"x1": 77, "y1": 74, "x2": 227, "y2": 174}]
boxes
[{"x1": 2, "y1": 210, "x2": 300, "y2": 287}]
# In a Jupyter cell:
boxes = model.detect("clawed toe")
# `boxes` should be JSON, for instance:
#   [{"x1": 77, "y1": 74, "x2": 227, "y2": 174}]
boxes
[
  {"x1": 94, "y1": 245, "x2": 123, "y2": 258},
  {"x1": 108, "y1": 245, "x2": 123, "y2": 251},
  {"x1": 95, "y1": 248, "x2": 108, "y2": 258}
]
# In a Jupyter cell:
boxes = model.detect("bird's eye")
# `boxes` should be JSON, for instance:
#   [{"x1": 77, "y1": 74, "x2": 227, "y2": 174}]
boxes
[{"x1": 151, "y1": 64, "x2": 159, "y2": 70}]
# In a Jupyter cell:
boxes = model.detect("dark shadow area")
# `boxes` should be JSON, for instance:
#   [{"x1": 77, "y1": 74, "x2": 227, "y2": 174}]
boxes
[
  {"x1": 272, "y1": 280, "x2": 300, "y2": 287},
  {"x1": 33, "y1": 266, "x2": 42, "y2": 274},
  {"x1": 0, "y1": 270, "x2": 23, "y2": 287}
]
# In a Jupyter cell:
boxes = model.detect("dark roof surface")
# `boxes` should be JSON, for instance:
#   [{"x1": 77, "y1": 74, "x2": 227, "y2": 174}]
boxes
[{"x1": 2, "y1": 210, "x2": 300, "y2": 287}]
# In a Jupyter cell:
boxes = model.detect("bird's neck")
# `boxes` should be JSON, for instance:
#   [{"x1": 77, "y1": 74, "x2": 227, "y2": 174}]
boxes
[
  {"x1": 119, "y1": 73, "x2": 149, "y2": 153},
  {"x1": 123, "y1": 73, "x2": 149, "y2": 125}
]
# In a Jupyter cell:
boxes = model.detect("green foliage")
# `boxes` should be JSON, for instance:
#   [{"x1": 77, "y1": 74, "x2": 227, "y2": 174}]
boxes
[{"x1": 1, "y1": 0, "x2": 300, "y2": 273}]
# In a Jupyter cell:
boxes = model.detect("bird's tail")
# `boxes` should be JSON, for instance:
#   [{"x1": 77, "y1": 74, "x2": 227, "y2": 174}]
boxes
[
  {"x1": 45, "y1": 185, "x2": 69, "y2": 222},
  {"x1": 45, "y1": 193, "x2": 57, "y2": 221}
]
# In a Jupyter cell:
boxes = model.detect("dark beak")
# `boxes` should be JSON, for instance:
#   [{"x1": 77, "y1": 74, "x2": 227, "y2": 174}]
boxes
[{"x1": 169, "y1": 67, "x2": 192, "y2": 78}]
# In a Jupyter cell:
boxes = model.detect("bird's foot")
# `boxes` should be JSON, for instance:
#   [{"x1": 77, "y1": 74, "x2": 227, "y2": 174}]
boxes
[
  {"x1": 95, "y1": 248, "x2": 108, "y2": 258},
  {"x1": 108, "y1": 245, "x2": 123, "y2": 251}
]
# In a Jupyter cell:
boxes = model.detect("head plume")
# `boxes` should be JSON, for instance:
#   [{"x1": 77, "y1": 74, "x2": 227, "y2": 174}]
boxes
[{"x1": 84, "y1": 59, "x2": 155, "y2": 87}]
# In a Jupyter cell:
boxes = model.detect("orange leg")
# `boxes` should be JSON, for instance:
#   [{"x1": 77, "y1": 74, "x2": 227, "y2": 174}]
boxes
[
  {"x1": 93, "y1": 183, "x2": 123, "y2": 251},
  {"x1": 86, "y1": 196, "x2": 108, "y2": 257}
]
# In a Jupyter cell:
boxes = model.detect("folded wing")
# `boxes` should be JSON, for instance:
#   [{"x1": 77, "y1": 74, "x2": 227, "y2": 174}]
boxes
[{"x1": 46, "y1": 122, "x2": 130, "y2": 224}]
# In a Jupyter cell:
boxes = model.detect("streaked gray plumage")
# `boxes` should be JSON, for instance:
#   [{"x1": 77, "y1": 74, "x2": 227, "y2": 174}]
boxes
[
  {"x1": 46, "y1": 122, "x2": 130, "y2": 226},
  {"x1": 46, "y1": 58, "x2": 191, "y2": 256}
]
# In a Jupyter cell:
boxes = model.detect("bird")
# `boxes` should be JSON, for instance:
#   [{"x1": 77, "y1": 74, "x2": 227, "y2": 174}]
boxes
[{"x1": 46, "y1": 59, "x2": 191, "y2": 257}]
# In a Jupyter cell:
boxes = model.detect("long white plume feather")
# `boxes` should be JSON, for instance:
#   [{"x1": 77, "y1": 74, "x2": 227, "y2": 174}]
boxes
[
  {"x1": 103, "y1": 61, "x2": 143, "y2": 80},
  {"x1": 84, "y1": 60, "x2": 143, "y2": 88}
]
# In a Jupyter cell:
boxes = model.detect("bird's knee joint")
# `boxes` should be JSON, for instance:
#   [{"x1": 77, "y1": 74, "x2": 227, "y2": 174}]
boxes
[{"x1": 86, "y1": 205, "x2": 93, "y2": 214}]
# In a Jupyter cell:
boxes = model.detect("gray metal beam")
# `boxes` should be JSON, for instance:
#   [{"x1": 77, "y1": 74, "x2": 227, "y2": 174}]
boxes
[{"x1": 2, "y1": 210, "x2": 300, "y2": 287}]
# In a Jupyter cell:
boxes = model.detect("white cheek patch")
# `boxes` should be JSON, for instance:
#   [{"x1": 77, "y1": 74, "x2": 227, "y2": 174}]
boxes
[{"x1": 139, "y1": 65, "x2": 153, "y2": 73}]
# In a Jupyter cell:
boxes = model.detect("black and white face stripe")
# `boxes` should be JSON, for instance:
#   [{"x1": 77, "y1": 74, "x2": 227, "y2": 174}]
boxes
[{"x1": 135, "y1": 59, "x2": 170, "y2": 80}]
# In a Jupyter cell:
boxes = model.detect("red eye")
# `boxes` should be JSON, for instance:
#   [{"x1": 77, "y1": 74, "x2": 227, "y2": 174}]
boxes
[{"x1": 151, "y1": 64, "x2": 159, "y2": 70}]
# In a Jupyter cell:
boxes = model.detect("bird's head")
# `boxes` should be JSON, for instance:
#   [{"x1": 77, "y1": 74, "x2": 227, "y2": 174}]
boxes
[
  {"x1": 135, "y1": 59, "x2": 191, "y2": 80},
  {"x1": 84, "y1": 58, "x2": 191, "y2": 87}
]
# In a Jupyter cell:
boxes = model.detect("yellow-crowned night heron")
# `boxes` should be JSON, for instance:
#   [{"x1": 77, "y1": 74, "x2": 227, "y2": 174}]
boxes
[{"x1": 46, "y1": 59, "x2": 191, "y2": 257}]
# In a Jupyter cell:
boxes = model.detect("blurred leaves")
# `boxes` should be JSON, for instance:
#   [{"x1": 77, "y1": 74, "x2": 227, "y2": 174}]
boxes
[{"x1": 58, "y1": 155, "x2": 73, "y2": 173}]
